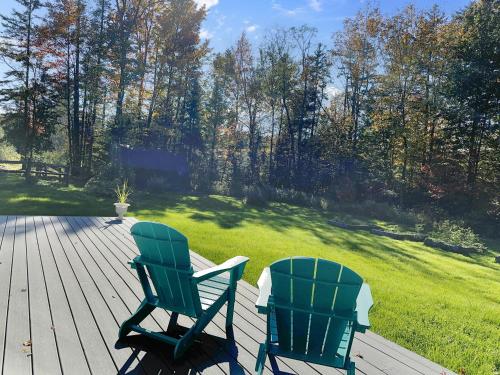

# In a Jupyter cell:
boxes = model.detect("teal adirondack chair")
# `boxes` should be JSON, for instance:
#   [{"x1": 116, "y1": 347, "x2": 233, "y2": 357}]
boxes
[
  {"x1": 254, "y1": 257, "x2": 373, "y2": 374},
  {"x1": 119, "y1": 221, "x2": 249, "y2": 359}
]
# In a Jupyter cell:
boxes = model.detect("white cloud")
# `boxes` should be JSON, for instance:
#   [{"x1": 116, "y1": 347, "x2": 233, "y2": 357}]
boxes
[
  {"x1": 216, "y1": 14, "x2": 226, "y2": 28},
  {"x1": 245, "y1": 24, "x2": 258, "y2": 33},
  {"x1": 200, "y1": 28, "x2": 214, "y2": 39},
  {"x1": 194, "y1": 0, "x2": 219, "y2": 10},
  {"x1": 271, "y1": 1, "x2": 303, "y2": 17},
  {"x1": 308, "y1": 0, "x2": 322, "y2": 12}
]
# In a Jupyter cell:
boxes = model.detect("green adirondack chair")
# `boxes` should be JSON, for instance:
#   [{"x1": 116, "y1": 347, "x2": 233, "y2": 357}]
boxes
[
  {"x1": 254, "y1": 257, "x2": 373, "y2": 374},
  {"x1": 119, "y1": 221, "x2": 249, "y2": 359}
]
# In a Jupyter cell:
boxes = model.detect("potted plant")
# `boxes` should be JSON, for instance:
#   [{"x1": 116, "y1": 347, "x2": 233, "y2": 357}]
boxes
[{"x1": 114, "y1": 180, "x2": 132, "y2": 220}]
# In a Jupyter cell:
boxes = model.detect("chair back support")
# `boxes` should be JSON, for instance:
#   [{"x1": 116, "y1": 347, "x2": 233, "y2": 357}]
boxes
[
  {"x1": 270, "y1": 257, "x2": 362, "y2": 361},
  {"x1": 131, "y1": 222, "x2": 201, "y2": 317}
]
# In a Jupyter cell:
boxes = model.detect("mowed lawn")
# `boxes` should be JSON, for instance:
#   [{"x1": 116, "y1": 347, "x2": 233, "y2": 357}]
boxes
[{"x1": 0, "y1": 175, "x2": 499, "y2": 374}]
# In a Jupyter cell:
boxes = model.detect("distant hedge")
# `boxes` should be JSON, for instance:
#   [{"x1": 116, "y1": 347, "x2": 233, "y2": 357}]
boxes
[
  {"x1": 370, "y1": 229, "x2": 425, "y2": 242},
  {"x1": 329, "y1": 219, "x2": 484, "y2": 255}
]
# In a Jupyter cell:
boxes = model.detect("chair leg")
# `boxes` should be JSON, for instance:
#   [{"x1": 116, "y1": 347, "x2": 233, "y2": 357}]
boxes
[
  {"x1": 347, "y1": 361, "x2": 356, "y2": 375},
  {"x1": 167, "y1": 312, "x2": 179, "y2": 333},
  {"x1": 119, "y1": 300, "x2": 155, "y2": 339},
  {"x1": 255, "y1": 343, "x2": 267, "y2": 375},
  {"x1": 226, "y1": 289, "x2": 236, "y2": 328},
  {"x1": 173, "y1": 315, "x2": 208, "y2": 360}
]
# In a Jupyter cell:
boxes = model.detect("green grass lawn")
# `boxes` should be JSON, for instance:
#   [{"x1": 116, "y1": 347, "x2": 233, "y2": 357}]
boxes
[{"x1": 1, "y1": 175, "x2": 499, "y2": 374}]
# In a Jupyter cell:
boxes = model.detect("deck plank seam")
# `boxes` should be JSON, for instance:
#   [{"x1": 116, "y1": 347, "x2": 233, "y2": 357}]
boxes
[
  {"x1": 54, "y1": 216, "x2": 152, "y2": 375},
  {"x1": 40, "y1": 216, "x2": 93, "y2": 374},
  {"x1": 1, "y1": 216, "x2": 17, "y2": 375},
  {"x1": 32, "y1": 216, "x2": 64, "y2": 374},
  {"x1": 32, "y1": 216, "x2": 90, "y2": 374},
  {"x1": 362, "y1": 331, "x2": 446, "y2": 373},
  {"x1": 23, "y1": 217, "x2": 35, "y2": 374},
  {"x1": 49, "y1": 215, "x2": 130, "y2": 372}
]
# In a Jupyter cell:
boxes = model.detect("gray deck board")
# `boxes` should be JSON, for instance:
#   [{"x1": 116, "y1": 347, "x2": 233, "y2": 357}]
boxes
[
  {"x1": 61, "y1": 216, "x2": 157, "y2": 375},
  {"x1": 42, "y1": 216, "x2": 116, "y2": 374},
  {"x1": 0, "y1": 216, "x2": 456, "y2": 375},
  {"x1": 32, "y1": 216, "x2": 90, "y2": 374},
  {"x1": 0, "y1": 216, "x2": 12, "y2": 374},
  {"x1": 3, "y1": 217, "x2": 32, "y2": 374},
  {"x1": 25, "y1": 217, "x2": 61, "y2": 375}
]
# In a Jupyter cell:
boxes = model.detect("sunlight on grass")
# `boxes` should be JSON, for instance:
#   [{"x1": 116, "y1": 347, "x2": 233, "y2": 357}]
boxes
[{"x1": 8, "y1": 196, "x2": 78, "y2": 205}]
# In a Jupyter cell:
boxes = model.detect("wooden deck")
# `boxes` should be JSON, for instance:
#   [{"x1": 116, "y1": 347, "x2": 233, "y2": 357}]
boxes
[{"x1": 0, "y1": 216, "x2": 455, "y2": 375}]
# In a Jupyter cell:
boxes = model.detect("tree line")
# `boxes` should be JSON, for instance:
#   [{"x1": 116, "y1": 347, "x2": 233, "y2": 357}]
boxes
[{"x1": 0, "y1": 0, "x2": 498, "y2": 218}]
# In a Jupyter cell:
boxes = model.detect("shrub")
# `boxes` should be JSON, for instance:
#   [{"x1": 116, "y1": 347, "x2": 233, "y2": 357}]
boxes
[
  {"x1": 85, "y1": 176, "x2": 122, "y2": 197},
  {"x1": 84, "y1": 165, "x2": 128, "y2": 198},
  {"x1": 212, "y1": 181, "x2": 230, "y2": 196},
  {"x1": 429, "y1": 220, "x2": 486, "y2": 253},
  {"x1": 244, "y1": 185, "x2": 333, "y2": 211},
  {"x1": 337, "y1": 200, "x2": 427, "y2": 228},
  {"x1": 243, "y1": 185, "x2": 269, "y2": 207}
]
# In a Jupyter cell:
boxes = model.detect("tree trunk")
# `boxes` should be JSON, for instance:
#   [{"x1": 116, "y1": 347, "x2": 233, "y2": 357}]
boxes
[
  {"x1": 72, "y1": 1, "x2": 82, "y2": 176},
  {"x1": 23, "y1": 0, "x2": 33, "y2": 179},
  {"x1": 146, "y1": 46, "x2": 160, "y2": 128}
]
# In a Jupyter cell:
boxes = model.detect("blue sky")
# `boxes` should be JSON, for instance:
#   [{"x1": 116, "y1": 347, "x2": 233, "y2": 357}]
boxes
[
  {"x1": 0, "y1": 0, "x2": 471, "y2": 77},
  {"x1": 196, "y1": 0, "x2": 471, "y2": 52}
]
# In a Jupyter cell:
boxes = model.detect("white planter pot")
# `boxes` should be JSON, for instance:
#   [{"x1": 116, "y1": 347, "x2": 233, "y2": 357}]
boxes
[{"x1": 114, "y1": 203, "x2": 130, "y2": 220}]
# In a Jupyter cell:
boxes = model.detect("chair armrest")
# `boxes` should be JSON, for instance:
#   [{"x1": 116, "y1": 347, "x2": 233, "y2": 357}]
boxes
[
  {"x1": 128, "y1": 257, "x2": 139, "y2": 269},
  {"x1": 130, "y1": 256, "x2": 194, "y2": 274},
  {"x1": 355, "y1": 283, "x2": 373, "y2": 331},
  {"x1": 192, "y1": 256, "x2": 249, "y2": 283},
  {"x1": 255, "y1": 267, "x2": 272, "y2": 314}
]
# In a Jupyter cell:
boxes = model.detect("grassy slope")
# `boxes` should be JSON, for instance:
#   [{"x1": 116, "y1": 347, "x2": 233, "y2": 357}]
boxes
[{"x1": 0, "y1": 175, "x2": 499, "y2": 374}]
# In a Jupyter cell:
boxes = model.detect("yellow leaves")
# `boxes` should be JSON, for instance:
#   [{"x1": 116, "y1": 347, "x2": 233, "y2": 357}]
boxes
[{"x1": 366, "y1": 17, "x2": 380, "y2": 37}]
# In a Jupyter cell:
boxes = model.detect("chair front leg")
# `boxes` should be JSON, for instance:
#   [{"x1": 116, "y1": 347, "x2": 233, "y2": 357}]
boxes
[
  {"x1": 346, "y1": 360, "x2": 356, "y2": 375},
  {"x1": 119, "y1": 299, "x2": 155, "y2": 339},
  {"x1": 226, "y1": 267, "x2": 241, "y2": 328},
  {"x1": 255, "y1": 343, "x2": 267, "y2": 375},
  {"x1": 173, "y1": 313, "x2": 211, "y2": 360},
  {"x1": 226, "y1": 287, "x2": 236, "y2": 328}
]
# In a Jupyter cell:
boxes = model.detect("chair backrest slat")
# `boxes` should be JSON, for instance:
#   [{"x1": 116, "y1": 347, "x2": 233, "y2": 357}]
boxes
[
  {"x1": 131, "y1": 222, "x2": 201, "y2": 317},
  {"x1": 307, "y1": 259, "x2": 342, "y2": 356},
  {"x1": 291, "y1": 258, "x2": 315, "y2": 354},
  {"x1": 269, "y1": 258, "x2": 293, "y2": 352},
  {"x1": 320, "y1": 261, "x2": 361, "y2": 358},
  {"x1": 270, "y1": 257, "x2": 362, "y2": 361}
]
